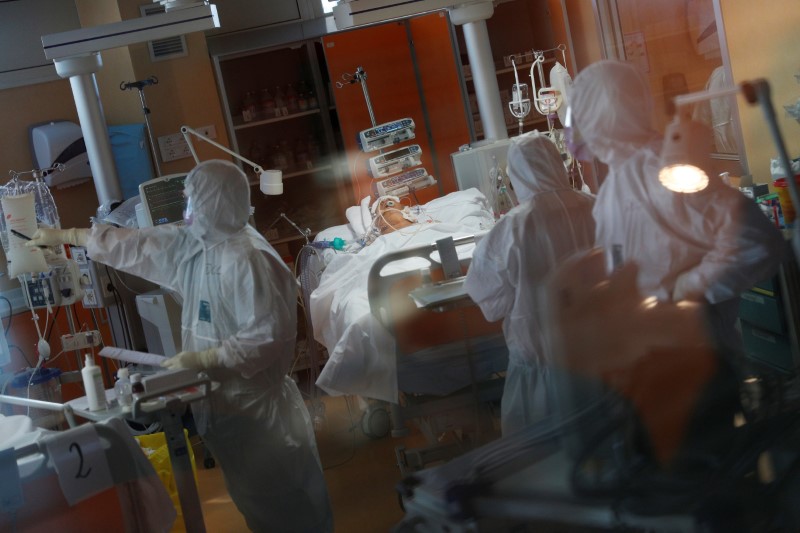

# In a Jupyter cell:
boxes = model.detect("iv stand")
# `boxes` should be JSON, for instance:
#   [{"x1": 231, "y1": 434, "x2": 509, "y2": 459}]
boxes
[
  {"x1": 337, "y1": 66, "x2": 378, "y2": 130},
  {"x1": 336, "y1": 66, "x2": 422, "y2": 204},
  {"x1": 120, "y1": 76, "x2": 162, "y2": 177}
]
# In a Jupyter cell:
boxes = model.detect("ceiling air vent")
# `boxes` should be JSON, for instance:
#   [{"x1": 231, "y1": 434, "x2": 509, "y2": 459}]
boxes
[{"x1": 139, "y1": 4, "x2": 189, "y2": 62}]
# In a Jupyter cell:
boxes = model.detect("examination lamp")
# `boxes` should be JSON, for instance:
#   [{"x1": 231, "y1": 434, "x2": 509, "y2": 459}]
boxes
[
  {"x1": 180, "y1": 125, "x2": 283, "y2": 195},
  {"x1": 659, "y1": 113, "x2": 715, "y2": 193},
  {"x1": 660, "y1": 79, "x2": 800, "y2": 259},
  {"x1": 659, "y1": 85, "x2": 741, "y2": 193}
]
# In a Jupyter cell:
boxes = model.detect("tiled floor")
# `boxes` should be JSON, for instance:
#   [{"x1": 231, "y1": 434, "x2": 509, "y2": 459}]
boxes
[{"x1": 193, "y1": 395, "x2": 432, "y2": 532}]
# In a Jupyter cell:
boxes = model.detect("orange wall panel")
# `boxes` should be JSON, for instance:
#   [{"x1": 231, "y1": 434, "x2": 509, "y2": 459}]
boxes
[
  {"x1": 408, "y1": 12, "x2": 472, "y2": 196},
  {"x1": 324, "y1": 13, "x2": 470, "y2": 207}
]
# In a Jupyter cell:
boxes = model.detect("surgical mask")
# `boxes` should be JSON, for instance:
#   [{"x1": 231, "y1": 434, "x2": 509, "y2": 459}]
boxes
[
  {"x1": 564, "y1": 106, "x2": 593, "y2": 161},
  {"x1": 183, "y1": 196, "x2": 194, "y2": 226}
]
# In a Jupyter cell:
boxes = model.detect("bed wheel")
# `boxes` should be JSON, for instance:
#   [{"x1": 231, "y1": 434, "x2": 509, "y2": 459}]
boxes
[{"x1": 361, "y1": 404, "x2": 391, "y2": 439}]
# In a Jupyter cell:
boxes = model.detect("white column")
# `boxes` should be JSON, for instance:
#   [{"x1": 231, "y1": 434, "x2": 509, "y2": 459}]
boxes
[
  {"x1": 451, "y1": 2, "x2": 507, "y2": 141},
  {"x1": 54, "y1": 53, "x2": 122, "y2": 212}
]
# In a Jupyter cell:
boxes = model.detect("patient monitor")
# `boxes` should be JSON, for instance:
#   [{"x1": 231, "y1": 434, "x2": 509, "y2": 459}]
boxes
[{"x1": 135, "y1": 173, "x2": 187, "y2": 228}]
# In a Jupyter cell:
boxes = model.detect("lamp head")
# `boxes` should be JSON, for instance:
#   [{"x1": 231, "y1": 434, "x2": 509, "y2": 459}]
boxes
[
  {"x1": 259, "y1": 169, "x2": 283, "y2": 195},
  {"x1": 659, "y1": 113, "x2": 714, "y2": 193}
]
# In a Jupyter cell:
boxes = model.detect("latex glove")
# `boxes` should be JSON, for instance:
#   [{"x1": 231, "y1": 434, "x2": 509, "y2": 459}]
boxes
[
  {"x1": 25, "y1": 228, "x2": 89, "y2": 248},
  {"x1": 673, "y1": 271, "x2": 705, "y2": 302},
  {"x1": 160, "y1": 348, "x2": 219, "y2": 371}
]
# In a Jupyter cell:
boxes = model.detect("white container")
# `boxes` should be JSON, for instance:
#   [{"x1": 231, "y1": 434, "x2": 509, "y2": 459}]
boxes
[
  {"x1": 114, "y1": 367, "x2": 132, "y2": 412},
  {"x1": 81, "y1": 353, "x2": 107, "y2": 411}
]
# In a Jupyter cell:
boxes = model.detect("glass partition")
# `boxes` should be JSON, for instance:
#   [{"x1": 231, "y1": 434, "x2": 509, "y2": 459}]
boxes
[{"x1": 592, "y1": 0, "x2": 745, "y2": 173}]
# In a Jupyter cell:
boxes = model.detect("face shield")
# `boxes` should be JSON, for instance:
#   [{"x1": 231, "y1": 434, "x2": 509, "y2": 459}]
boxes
[{"x1": 564, "y1": 106, "x2": 593, "y2": 161}]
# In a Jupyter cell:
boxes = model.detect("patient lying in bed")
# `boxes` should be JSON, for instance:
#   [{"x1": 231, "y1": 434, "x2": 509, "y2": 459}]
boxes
[{"x1": 310, "y1": 188, "x2": 497, "y2": 403}]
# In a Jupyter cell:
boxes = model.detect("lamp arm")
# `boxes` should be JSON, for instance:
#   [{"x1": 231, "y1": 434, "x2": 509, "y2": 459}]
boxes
[
  {"x1": 740, "y1": 80, "x2": 800, "y2": 220},
  {"x1": 180, "y1": 125, "x2": 263, "y2": 174},
  {"x1": 674, "y1": 85, "x2": 742, "y2": 109}
]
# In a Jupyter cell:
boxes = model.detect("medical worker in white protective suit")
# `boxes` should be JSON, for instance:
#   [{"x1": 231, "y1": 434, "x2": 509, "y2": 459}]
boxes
[
  {"x1": 27, "y1": 160, "x2": 333, "y2": 533},
  {"x1": 567, "y1": 60, "x2": 785, "y2": 358},
  {"x1": 464, "y1": 132, "x2": 596, "y2": 436}
]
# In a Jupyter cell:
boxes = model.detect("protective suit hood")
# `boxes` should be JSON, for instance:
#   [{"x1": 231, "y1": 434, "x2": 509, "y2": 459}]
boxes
[
  {"x1": 184, "y1": 159, "x2": 250, "y2": 244},
  {"x1": 570, "y1": 60, "x2": 661, "y2": 165},
  {"x1": 508, "y1": 131, "x2": 570, "y2": 202}
]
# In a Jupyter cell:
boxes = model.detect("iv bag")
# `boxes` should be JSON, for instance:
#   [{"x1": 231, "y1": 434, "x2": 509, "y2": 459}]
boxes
[
  {"x1": 28, "y1": 177, "x2": 60, "y2": 229},
  {"x1": 2, "y1": 193, "x2": 49, "y2": 277}
]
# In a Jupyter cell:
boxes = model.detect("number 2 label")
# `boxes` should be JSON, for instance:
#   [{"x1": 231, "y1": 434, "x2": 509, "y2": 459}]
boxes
[{"x1": 44, "y1": 424, "x2": 114, "y2": 506}]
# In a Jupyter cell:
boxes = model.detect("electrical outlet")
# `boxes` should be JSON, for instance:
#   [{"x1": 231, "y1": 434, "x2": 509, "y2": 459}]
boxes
[
  {"x1": 158, "y1": 125, "x2": 217, "y2": 163},
  {"x1": 61, "y1": 330, "x2": 102, "y2": 351}
]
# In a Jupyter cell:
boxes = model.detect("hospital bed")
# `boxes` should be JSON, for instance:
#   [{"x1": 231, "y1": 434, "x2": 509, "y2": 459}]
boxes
[
  {"x1": 306, "y1": 189, "x2": 508, "y2": 472},
  {"x1": 0, "y1": 370, "x2": 214, "y2": 532},
  {"x1": 0, "y1": 410, "x2": 177, "y2": 532}
]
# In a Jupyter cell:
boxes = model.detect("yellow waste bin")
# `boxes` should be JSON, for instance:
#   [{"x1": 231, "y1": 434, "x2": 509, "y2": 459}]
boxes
[{"x1": 135, "y1": 429, "x2": 198, "y2": 533}]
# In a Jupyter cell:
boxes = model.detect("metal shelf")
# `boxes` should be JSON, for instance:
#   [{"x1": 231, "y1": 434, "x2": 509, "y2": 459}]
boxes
[{"x1": 233, "y1": 108, "x2": 322, "y2": 130}]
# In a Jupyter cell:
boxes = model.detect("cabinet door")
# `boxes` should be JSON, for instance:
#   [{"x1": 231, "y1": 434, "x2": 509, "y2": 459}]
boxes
[
  {"x1": 323, "y1": 12, "x2": 470, "y2": 205},
  {"x1": 215, "y1": 44, "x2": 347, "y2": 245}
]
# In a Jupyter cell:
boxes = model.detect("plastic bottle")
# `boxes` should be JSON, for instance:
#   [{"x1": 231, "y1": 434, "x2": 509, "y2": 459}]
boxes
[
  {"x1": 114, "y1": 367, "x2": 133, "y2": 412},
  {"x1": 81, "y1": 353, "x2": 107, "y2": 411}
]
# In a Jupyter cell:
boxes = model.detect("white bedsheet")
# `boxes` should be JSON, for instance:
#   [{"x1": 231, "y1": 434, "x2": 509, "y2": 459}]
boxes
[{"x1": 311, "y1": 189, "x2": 495, "y2": 403}]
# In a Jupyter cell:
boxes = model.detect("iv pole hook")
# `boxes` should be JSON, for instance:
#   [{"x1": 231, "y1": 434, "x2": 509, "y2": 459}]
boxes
[{"x1": 120, "y1": 76, "x2": 162, "y2": 177}]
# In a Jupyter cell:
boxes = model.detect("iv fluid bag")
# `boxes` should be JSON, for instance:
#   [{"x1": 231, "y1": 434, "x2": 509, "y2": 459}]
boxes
[
  {"x1": 0, "y1": 177, "x2": 60, "y2": 257},
  {"x1": 29, "y1": 178, "x2": 60, "y2": 229},
  {"x1": 2, "y1": 193, "x2": 49, "y2": 277}
]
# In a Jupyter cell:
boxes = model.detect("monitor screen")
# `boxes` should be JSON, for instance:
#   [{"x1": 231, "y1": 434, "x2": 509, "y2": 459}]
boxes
[{"x1": 138, "y1": 173, "x2": 187, "y2": 227}]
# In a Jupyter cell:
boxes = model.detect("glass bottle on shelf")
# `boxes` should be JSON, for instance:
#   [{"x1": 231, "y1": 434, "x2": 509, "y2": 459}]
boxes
[
  {"x1": 249, "y1": 140, "x2": 266, "y2": 169},
  {"x1": 259, "y1": 88, "x2": 275, "y2": 119},
  {"x1": 307, "y1": 134, "x2": 322, "y2": 164},
  {"x1": 242, "y1": 91, "x2": 257, "y2": 123},
  {"x1": 280, "y1": 139, "x2": 295, "y2": 170},
  {"x1": 270, "y1": 144, "x2": 288, "y2": 171},
  {"x1": 307, "y1": 88, "x2": 319, "y2": 110},
  {"x1": 286, "y1": 83, "x2": 299, "y2": 113},
  {"x1": 297, "y1": 81, "x2": 309, "y2": 112},
  {"x1": 295, "y1": 137, "x2": 311, "y2": 170},
  {"x1": 274, "y1": 86, "x2": 288, "y2": 116}
]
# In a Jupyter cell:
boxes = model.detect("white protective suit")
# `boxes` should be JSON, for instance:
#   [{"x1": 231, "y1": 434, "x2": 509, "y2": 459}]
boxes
[
  {"x1": 87, "y1": 160, "x2": 333, "y2": 532},
  {"x1": 463, "y1": 132, "x2": 596, "y2": 436},
  {"x1": 570, "y1": 60, "x2": 785, "y2": 355}
]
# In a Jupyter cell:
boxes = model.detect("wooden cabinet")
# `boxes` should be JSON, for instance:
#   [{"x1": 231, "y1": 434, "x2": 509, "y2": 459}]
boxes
[{"x1": 212, "y1": 42, "x2": 350, "y2": 251}]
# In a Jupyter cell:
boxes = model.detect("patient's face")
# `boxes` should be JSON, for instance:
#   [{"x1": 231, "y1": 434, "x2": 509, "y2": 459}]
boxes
[{"x1": 376, "y1": 198, "x2": 415, "y2": 234}]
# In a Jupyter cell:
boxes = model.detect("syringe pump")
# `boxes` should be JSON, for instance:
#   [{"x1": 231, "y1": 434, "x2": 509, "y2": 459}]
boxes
[
  {"x1": 358, "y1": 118, "x2": 415, "y2": 152},
  {"x1": 373, "y1": 168, "x2": 436, "y2": 196},
  {"x1": 368, "y1": 144, "x2": 423, "y2": 178}
]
